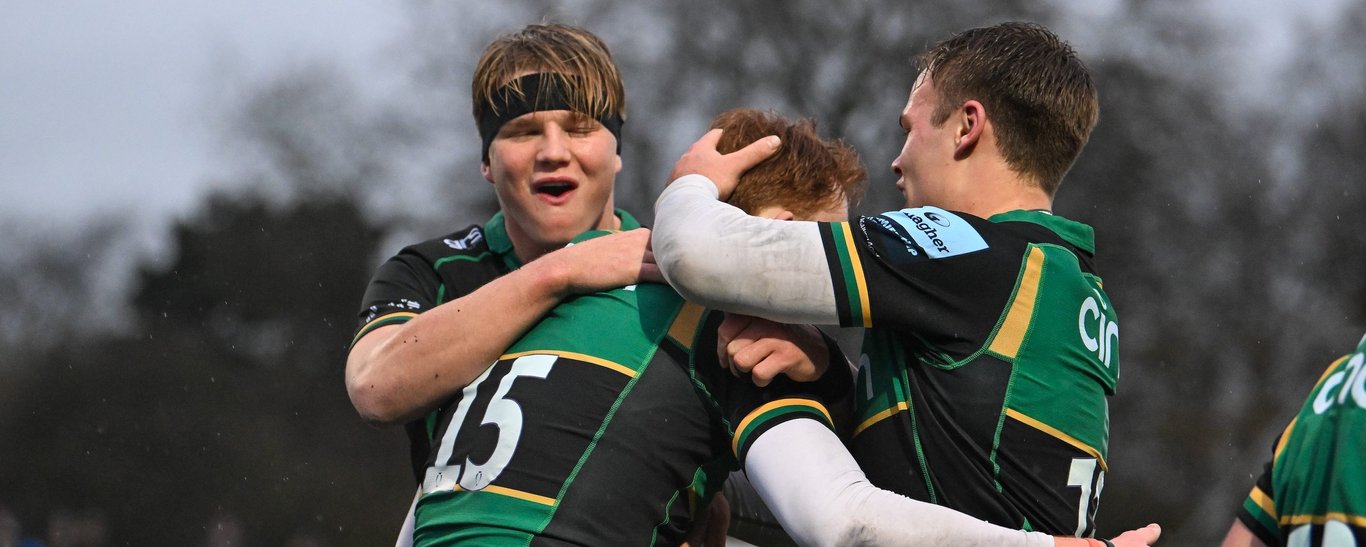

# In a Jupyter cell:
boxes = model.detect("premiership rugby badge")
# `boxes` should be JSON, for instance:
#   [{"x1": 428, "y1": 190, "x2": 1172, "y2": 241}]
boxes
[{"x1": 881, "y1": 206, "x2": 988, "y2": 259}]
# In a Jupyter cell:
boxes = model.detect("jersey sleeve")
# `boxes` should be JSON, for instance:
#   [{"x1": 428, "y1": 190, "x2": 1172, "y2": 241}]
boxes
[
  {"x1": 1235, "y1": 455, "x2": 1281, "y2": 547},
  {"x1": 818, "y1": 208, "x2": 1028, "y2": 357},
  {"x1": 683, "y1": 309, "x2": 854, "y2": 465},
  {"x1": 351, "y1": 251, "x2": 444, "y2": 348}
]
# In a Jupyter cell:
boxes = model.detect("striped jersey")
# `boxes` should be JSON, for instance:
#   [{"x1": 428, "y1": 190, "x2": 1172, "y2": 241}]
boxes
[
  {"x1": 1237, "y1": 333, "x2": 1366, "y2": 546},
  {"x1": 352, "y1": 210, "x2": 641, "y2": 483},
  {"x1": 409, "y1": 230, "x2": 848, "y2": 546},
  {"x1": 818, "y1": 206, "x2": 1118, "y2": 535}
]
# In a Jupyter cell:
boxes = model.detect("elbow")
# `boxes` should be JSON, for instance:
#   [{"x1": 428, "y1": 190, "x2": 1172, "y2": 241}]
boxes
[
  {"x1": 656, "y1": 231, "x2": 728, "y2": 307},
  {"x1": 794, "y1": 511, "x2": 875, "y2": 547},
  {"x1": 345, "y1": 361, "x2": 408, "y2": 427}
]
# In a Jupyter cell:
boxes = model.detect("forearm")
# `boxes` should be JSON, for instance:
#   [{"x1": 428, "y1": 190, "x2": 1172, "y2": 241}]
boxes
[
  {"x1": 346, "y1": 259, "x2": 571, "y2": 425},
  {"x1": 653, "y1": 175, "x2": 840, "y2": 325},
  {"x1": 745, "y1": 419, "x2": 1053, "y2": 547}
]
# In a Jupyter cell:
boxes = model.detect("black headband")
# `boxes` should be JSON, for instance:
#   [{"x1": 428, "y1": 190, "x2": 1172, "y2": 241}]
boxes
[{"x1": 477, "y1": 72, "x2": 624, "y2": 160}]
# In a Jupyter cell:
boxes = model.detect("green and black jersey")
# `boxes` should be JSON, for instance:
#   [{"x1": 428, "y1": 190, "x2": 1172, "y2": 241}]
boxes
[
  {"x1": 818, "y1": 206, "x2": 1118, "y2": 536},
  {"x1": 1237, "y1": 333, "x2": 1366, "y2": 546},
  {"x1": 410, "y1": 230, "x2": 849, "y2": 546},
  {"x1": 352, "y1": 210, "x2": 641, "y2": 482}
]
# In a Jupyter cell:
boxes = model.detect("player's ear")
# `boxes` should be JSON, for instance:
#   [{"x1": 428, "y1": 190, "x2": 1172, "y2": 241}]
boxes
[
  {"x1": 955, "y1": 100, "x2": 984, "y2": 158},
  {"x1": 775, "y1": 210, "x2": 796, "y2": 221},
  {"x1": 481, "y1": 161, "x2": 494, "y2": 183}
]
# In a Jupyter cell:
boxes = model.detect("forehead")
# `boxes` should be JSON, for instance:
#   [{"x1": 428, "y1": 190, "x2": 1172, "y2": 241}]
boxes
[
  {"x1": 909, "y1": 72, "x2": 936, "y2": 106},
  {"x1": 501, "y1": 109, "x2": 591, "y2": 126}
]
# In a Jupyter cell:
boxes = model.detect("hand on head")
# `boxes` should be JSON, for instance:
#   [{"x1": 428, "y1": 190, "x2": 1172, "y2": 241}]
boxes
[{"x1": 669, "y1": 128, "x2": 781, "y2": 201}]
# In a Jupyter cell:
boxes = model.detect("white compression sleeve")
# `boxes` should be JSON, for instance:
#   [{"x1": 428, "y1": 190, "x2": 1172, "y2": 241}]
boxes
[
  {"x1": 745, "y1": 419, "x2": 1054, "y2": 547},
  {"x1": 653, "y1": 175, "x2": 841, "y2": 325}
]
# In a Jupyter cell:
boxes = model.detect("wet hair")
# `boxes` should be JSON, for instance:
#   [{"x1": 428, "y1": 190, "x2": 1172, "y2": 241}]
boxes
[
  {"x1": 471, "y1": 24, "x2": 626, "y2": 160},
  {"x1": 711, "y1": 109, "x2": 866, "y2": 219},
  {"x1": 917, "y1": 21, "x2": 1098, "y2": 194}
]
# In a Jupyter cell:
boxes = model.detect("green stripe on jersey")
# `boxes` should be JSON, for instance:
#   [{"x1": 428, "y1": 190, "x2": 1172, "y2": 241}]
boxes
[
  {"x1": 414, "y1": 488, "x2": 546, "y2": 545},
  {"x1": 991, "y1": 243, "x2": 1116, "y2": 459},
  {"x1": 508, "y1": 282, "x2": 682, "y2": 374},
  {"x1": 1269, "y1": 347, "x2": 1366, "y2": 533},
  {"x1": 732, "y1": 399, "x2": 834, "y2": 461},
  {"x1": 826, "y1": 221, "x2": 869, "y2": 327}
]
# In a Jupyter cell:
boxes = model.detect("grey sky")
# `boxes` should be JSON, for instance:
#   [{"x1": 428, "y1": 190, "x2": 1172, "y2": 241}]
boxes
[
  {"x1": 0, "y1": 1, "x2": 400, "y2": 228},
  {"x1": 0, "y1": 1, "x2": 1350, "y2": 233}
]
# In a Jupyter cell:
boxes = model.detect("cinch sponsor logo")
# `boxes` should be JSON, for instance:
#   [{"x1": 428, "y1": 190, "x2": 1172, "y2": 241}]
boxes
[
  {"x1": 1078, "y1": 288, "x2": 1118, "y2": 368},
  {"x1": 1313, "y1": 352, "x2": 1366, "y2": 413},
  {"x1": 906, "y1": 212, "x2": 951, "y2": 254}
]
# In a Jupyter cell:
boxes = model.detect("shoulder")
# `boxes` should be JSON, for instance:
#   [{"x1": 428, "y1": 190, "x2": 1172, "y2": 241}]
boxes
[{"x1": 394, "y1": 224, "x2": 493, "y2": 264}]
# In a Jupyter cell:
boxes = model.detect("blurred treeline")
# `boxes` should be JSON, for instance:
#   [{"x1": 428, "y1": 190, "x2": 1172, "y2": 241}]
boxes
[{"x1": 1, "y1": 1, "x2": 1363, "y2": 545}]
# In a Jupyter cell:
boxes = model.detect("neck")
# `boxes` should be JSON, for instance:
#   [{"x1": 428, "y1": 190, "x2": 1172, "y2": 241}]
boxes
[{"x1": 951, "y1": 162, "x2": 1052, "y2": 218}]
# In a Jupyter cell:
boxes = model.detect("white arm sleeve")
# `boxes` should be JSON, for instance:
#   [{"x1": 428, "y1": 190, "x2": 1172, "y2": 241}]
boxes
[
  {"x1": 745, "y1": 419, "x2": 1054, "y2": 547},
  {"x1": 653, "y1": 175, "x2": 842, "y2": 325}
]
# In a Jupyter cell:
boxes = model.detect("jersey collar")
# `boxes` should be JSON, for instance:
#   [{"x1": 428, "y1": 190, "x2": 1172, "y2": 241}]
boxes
[
  {"x1": 483, "y1": 209, "x2": 642, "y2": 269},
  {"x1": 988, "y1": 209, "x2": 1096, "y2": 255}
]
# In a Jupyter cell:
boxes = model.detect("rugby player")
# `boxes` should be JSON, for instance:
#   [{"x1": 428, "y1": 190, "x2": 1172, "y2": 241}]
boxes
[
  {"x1": 654, "y1": 22, "x2": 1157, "y2": 541},
  {"x1": 411, "y1": 108, "x2": 1158, "y2": 546},
  {"x1": 1221, "y1": 332, "x2": 1366, "y2": 546}
]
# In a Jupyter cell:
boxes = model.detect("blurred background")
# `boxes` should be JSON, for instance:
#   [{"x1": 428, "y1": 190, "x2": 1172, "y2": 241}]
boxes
[{"x1": 2, "y1": 0, "x2": 1363, "y2": 545}]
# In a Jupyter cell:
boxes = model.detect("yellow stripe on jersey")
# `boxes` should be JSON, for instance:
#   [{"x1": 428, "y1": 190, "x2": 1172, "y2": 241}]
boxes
[
  {"x1": 1273, "y1": 416, "x2": 1298, "y2": 464},
  {"x1": 1279, "y1": 512, "x2": 1366, "y2": 528},
  {"x1": 1005, "y1": 408, "x2": 1108, "y2": 471},
  {"x1": 1314, "y1": 355, "x2": 1352, "y2": 388},
  {"x1": 667, "y1": 302, "x2": 706, "y2": 350},
  {"x1": 453, "y1": 483, "x2": 557, "y2": 507},
  {"x1": 838, "y1": 222, "x2": 873, "y2": 328},
  {"x1": 501, "y1": 349, "x2": 636, "y2": 378},
  {"x1": 732, "y1": 399, "x2": 833, "y2": 457},
  {"x1": 1270, "y1": 356, "x2": 1349, "y2": 464},
  {"x1": 989, "y1": 247, "x2": 1045, "y2": 360},
  {"x1": 1248, "y1": 485, "x2": 1278, "y2": 520},
  {"x1": 853, "y1": 401, "x2": 910, "y2": 437},
  {"x1": 351, "y1": 311, "x2": 419, "y2": 346}
]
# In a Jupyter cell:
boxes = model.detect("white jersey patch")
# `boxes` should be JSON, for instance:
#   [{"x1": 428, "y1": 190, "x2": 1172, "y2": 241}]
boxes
[{"x1": 883, "y1": 207, "x2": 988, "y2": 259}]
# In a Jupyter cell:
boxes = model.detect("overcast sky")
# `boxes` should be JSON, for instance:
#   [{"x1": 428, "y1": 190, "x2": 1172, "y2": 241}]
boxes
[
  {"x1": 0, "y1": 1, "x2": 1350, "y2": 236},
  {"x1": 0, "y1": 1, "x2": 401, "y2": 232}
]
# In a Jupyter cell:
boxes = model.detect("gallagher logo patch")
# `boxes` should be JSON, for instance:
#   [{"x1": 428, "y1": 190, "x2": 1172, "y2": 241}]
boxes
[{"x1": 881, "y1": 206, "x2": 988, "y2": 259}]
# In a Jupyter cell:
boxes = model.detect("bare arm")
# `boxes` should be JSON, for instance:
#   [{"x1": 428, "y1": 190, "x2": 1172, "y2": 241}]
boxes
[
  {"x1": 746, "y1": 420, "x2": 1161, "y2": 547},
  {"x1": 1219, "y1": 520, "x2": 1267, "y2": 547},
  {"x1": 346, "y1": 228, "x2": 658, "y2": 426}
]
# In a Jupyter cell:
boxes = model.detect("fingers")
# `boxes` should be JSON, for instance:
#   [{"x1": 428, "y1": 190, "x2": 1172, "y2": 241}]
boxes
[
  {"x1": 638, "y1": 262, "x2": 665, "y2": 285},
  {"x1": 1110, "y1": 523, "x2": 1162, "y2": 547},
  {"x1": 557, "y1": 228, "x2": 653, "y2": 294},
  {"x1": 717, "y1": 313, "x2": 754, "y2": 373},
  {"x1": 691, "y1": 128, "x2": 724, "y2": 152},
  {"x1": 729, "y1": 134, "x2": 782, "y2": 172},
  {"x1": 669, "y1": 128, "x2": 781, "y2": 200}
]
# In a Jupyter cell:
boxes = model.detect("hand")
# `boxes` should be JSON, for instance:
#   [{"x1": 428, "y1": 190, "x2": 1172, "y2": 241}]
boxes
[
  {"x1": 669, "y1": 128, "x2": 781, "y2": 201},
  {"x1": 1057, "y1": 524, "x2": 1162, "y2": 547},
  {"x1": 681, "y1": 492, "x2": 729, "y2": 547},
  {"x1": 717, "y1": 314, "x2": 829, "y2": 387},
  {"x1": 540, "y1": 228, "x2": 660, "y2": 295},
  {"x1": 1108, "y1": 523, "x2": 1161, "y2": 547}
]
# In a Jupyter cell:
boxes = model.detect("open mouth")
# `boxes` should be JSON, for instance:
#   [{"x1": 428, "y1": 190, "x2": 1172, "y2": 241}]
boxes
[{"x1": 533, "y1": 180, "x2": 578, "y2": 198}]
